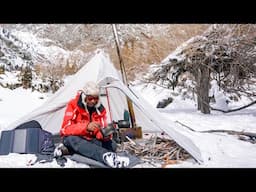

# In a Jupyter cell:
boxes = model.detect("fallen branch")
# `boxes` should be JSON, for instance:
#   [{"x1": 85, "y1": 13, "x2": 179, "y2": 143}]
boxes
[
  {"x1": 175, "y1": 120, "x2": 256, "y2": 142},
  {"x1": 211, "y1": 100, "x2": 256, "y2": 113}
]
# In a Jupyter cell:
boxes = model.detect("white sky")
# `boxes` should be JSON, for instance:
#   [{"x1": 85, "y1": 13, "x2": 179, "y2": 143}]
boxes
[{"x1": 1, "y1": 81, "x2": 256, "y2": 168}]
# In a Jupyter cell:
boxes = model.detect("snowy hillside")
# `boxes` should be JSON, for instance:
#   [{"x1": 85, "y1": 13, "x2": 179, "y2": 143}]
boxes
[
  {"x1": 0, "y1": 24, "x2": 209, "y2": 82},
  {"x1": 0, "y1": 27, "x2": 34, "y2": 70},
  {"x1": 1, "y1": 24, "x2": 181, "y2": 49},
  {"x1": 0, "y1": 26, "x2": 91, "y2": 69},
  {"x1": 0, "y1": 26, "x2": 92, "y2": 93}
]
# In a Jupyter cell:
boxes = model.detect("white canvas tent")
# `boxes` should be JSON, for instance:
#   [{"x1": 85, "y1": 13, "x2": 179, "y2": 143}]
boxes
[{"x1": 4, "y1": 50, "x2": 204, "y2": 163}]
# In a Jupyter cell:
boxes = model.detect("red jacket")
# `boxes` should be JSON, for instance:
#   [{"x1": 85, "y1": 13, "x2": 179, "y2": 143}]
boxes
[{"x1": 60, "y1": 91, "x2": 108, "y2": 140}]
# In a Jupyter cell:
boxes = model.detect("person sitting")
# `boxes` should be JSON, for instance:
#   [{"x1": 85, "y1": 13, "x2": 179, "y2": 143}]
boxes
[{"x1": 54, "y1": 81, "x2": 129, "y2": 168}]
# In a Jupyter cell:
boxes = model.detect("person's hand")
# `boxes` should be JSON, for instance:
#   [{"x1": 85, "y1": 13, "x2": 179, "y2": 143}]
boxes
[{"x1": 87, "y1": 122, "x2": 101, "y2": 132}]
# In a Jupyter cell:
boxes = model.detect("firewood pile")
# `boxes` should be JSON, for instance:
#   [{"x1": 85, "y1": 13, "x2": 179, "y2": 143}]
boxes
[{"x1": 117, "y1": 134, "x2": 192, "y2": 165}]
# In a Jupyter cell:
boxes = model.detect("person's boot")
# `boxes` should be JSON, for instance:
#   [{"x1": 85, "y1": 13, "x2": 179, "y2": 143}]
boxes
[{"x1": 103, "y1": 152, "x2": 130, "y2": 168}]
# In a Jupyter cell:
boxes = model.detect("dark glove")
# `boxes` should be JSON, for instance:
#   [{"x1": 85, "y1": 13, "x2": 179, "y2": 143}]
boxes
[
  {"x1": 100, "y1": 123, "x2": 115, "y2": 137},
  {"x1": 95, "y1": 124, "x2": 115, "y2": 140}
]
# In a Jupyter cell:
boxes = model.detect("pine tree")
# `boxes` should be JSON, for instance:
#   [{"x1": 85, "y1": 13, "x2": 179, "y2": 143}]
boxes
[{"x1": 21, "y1": 65, "x2": 32, "y2": 89}]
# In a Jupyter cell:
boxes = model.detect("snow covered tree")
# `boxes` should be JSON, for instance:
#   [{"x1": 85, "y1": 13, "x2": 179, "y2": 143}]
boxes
[
  {"x1": 144, "y1": 24, "x2": 256, "y2": 114},
  {"x1": 20, "y1": 65, "x2": 32, "y2": 89},
  {"x1": 0, "y1": 65, "x2": 4, "y2": 74}
]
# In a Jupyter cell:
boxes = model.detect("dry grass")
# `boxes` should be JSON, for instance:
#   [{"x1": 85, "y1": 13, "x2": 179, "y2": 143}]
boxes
[{"x1": 108, "y1": 24, "x2": 209, "y2": 80}]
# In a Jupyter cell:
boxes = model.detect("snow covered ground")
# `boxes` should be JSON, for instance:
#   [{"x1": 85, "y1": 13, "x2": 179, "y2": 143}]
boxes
[{"x1": 1, "y1": 84, "x2": 256, "y2": 168}]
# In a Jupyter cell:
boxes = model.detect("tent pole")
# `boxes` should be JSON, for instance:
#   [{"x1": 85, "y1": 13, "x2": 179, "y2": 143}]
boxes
[
  {"x1": 105, "y1": 88, "x2": 113, "y2": 122},
  {"x1": 112, "y1": 24, "x2": 137, "y2": 128}
]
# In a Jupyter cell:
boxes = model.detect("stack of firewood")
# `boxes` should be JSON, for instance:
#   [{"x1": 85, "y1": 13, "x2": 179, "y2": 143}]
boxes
[{"x1": 117, "y1": 135, "x2": 192, "y2": 165}]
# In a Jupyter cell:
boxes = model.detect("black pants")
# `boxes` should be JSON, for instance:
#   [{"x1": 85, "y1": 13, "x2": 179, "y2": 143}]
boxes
[{"x1": 63, "y1": 136, "x2": 117, "y2": 163}]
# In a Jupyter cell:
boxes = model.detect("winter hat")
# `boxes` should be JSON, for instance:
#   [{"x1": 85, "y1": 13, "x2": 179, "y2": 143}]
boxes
[{"x1": 83, "y1": 81, "x2": 100, "y2": 96}]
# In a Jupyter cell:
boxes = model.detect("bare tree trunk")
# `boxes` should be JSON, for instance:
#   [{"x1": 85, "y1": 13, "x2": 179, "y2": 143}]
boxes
[
  {"x1": 196, "y1": 69, "x2": 201, "y2": 111},
  {"x1": 197, "y1": 64, "x2": 210, "y2": 114}
]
